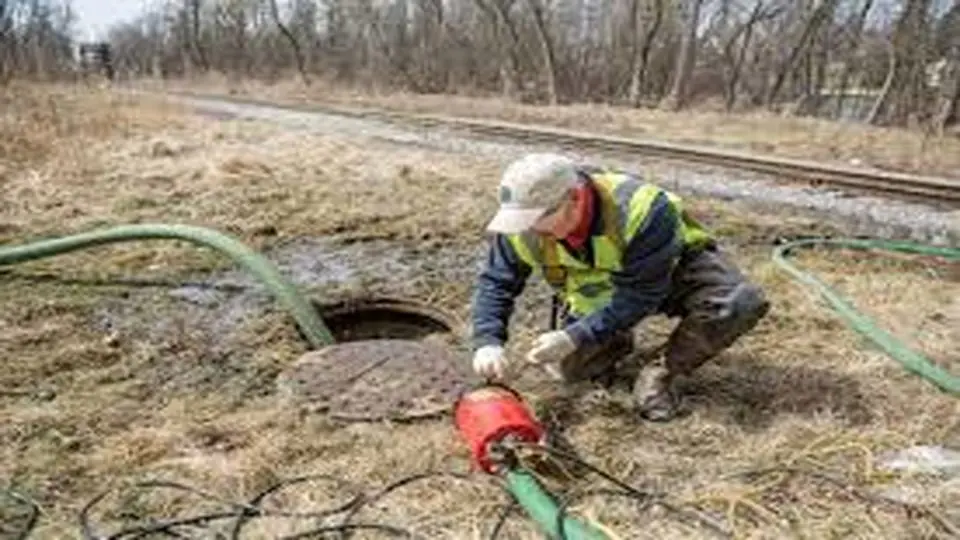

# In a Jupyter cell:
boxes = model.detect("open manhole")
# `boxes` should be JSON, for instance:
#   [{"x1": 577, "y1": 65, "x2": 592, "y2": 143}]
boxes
[
  {"x1": 277, "y1": 296, "x2": 476, "y2": 422},
  {"x1": 314, "y1": 296, "x2": 461, "y2": 342}
]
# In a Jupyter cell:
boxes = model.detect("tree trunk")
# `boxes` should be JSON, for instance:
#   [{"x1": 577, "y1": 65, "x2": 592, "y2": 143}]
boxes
[
  {"x1": 474, "y1": 0, "x2": 522, "y2": 99},
  {"x1": 628, "y1": 0, "x2": 664, "y2": 107},
  {"x1": 358, "y1": 0, "x2": 426, "y2": 92},
  {"x1": 833, "y1": 0, "x2": 875, "y2": 118},
  {"x1": 0, "y1": 1, "x2": 12, "y2": 84},
  {"x1": 268, "y1": 0, "x2": 310, "y2": 85},
  {"x1": 524, "y1": 0, "x2": 558, "y2": 105},
  {"x1": 933, "y1": 48, "x2": 960, "y2": 134},
  {"x1": 723, "y1": 1, "x2": 766, "y2": 112},
  {"x1": 189, "y1": 0, "x2": 208, "y2": 71},
  {"x1": 765, "y1": 0, "x2": 839, "y2": 108},
  {"x1": 660, "y1": 0, "x2": 704, "y2": 111},
  {"x1": 866, "y1": 39, "x2": 896, "y2": 125},
  {"x1": 867, "y1": 0, "x2": 932, "y2": 126}
]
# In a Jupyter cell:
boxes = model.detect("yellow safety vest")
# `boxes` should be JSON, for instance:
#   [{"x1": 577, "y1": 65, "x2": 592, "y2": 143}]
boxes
[{"x1": 505, "y1": 168, "x2": 712, "y2": 318}]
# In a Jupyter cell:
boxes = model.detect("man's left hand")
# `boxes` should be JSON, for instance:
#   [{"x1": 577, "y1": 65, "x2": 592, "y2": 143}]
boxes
[{"x1": 527, "y1": 330, "x2": 577, "y2": 366}]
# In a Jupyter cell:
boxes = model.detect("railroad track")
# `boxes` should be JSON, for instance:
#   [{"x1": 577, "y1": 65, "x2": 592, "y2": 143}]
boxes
[{"x1": 167, "y1": 90, "x2": 960, "y2": 208}]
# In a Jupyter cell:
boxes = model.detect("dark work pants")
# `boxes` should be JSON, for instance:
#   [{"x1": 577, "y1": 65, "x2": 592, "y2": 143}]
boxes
[{"x1": 557, "y1": 244, "x2": 770, "y2": 383}]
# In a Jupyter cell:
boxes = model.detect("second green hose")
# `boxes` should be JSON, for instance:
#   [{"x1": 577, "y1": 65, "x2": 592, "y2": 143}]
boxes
[{"x1": 772, "y1": 237, "x2": 960, "y2": 396}]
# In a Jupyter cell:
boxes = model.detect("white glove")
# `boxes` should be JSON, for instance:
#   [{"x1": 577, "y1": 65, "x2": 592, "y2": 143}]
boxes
[
  {"x1": 526, "y1": 330, "x2": 577, "y2": 366},
  {"x1": 473, "y1": 345, "x2": 510, "y2": 380}
]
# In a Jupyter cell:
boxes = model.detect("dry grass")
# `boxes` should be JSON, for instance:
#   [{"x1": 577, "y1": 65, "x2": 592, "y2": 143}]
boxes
[
  {"x1": 1, "y1": 83, "x2": 959, "y2": 539},
  {"x1": 154, "y1": 75, "x2": 960, "y2": 180}
]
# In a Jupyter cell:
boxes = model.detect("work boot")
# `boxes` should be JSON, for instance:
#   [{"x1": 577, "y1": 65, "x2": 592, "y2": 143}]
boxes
[{"x1": 632, "y1": 358, "x2": 678, "y2": 422}]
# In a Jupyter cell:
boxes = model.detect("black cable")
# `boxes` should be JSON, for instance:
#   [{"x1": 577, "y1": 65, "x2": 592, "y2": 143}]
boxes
[
  {"x1": 0, "y1": 268, "x2": 250, "y2": 293},
  {"x1": 278, "y1": 522, "x2": 418, "y2": 539},
  {"x1": 554, "y1": 487, "x2": 655, "y2": 539},
  {"x1": 76, "y1": 471, "x2": 486, "y2": 540},
  {"x1": 531, "y1": 443, "x2": 659, "y2": 498},
  {"x1": 79, "y1": 476, "x2": 374, "y2": 540},
  {"x1": 2, "y1": 488, "x2": 40, "y2": 540},
  {"x1": 336, "y1": 471, "x2": 472, "y2": 540},
  {"x1": 486, "y1": 499, "x2": 518, "y2": 540},
  {"x1": 79, "y1": 484, "x2": 113, "y2": 540},
  {"x1": 80, "y1": 480, "x2": 251, "y2": 539},
  {"x1": 229, "y1": 475, "x2": 364, "y2": 540},
  {"x1": 97, "y1": 475, "x2": 366, "y2": 539},
  {"x1": 108, "y1": 511, "x2": 239, "y2": 539},
  {"x1": 480, "y1": 440, "x2": 661, "y2": 539},
  {"x1": 526, "y1": 443, "x2": 732, "y2": 539}
]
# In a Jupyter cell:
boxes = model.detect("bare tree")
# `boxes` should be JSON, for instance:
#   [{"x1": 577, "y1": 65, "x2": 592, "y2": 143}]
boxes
[
  {"x1": 831, "y1": 0, "x2": 875, "y2": 117},
  {"x1": 83, "y1": 0, "x2": 953, "y2": 131},
  {"x1": 932, "y1": 1, "x2": 960, "y2": 133},
  {"x1": 1, "y1": 0, "x2": 77, "y2": 83},
  {"x1": 524, "y1": 0, "x2": 559, "y2": 104},
  {"x1": 628, "y1": 0, "x2": 665, "y2": 107},
  {"x1": 765, "y1": 0, "x2": 841, "y2": 107},
  {"x1": 867, "y1": 0, "x2": 934, "y2": 126},
  {"x1": 660, "y1": 0, "x2": 706, "y2": 110},
  {"x1": 188, "y1": 0, "x2": 208, "y2": 72},
  {"x1": 720, "y1": 1, "x2": 779, "y2": 111},
  {"x1": 268, "y1": 0, "x2": 309, "y2": 84},
  {"x1": 473, "y1": 0, "x2": 524, "y2": 97}
]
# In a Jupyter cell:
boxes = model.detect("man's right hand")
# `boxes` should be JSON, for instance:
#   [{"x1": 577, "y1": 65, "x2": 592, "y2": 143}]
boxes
[{"x1": 472, "y1": 345, "x2": 510, "y2": 380}]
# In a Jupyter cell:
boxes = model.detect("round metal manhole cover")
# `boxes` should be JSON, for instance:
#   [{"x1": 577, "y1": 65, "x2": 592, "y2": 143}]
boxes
[{"x1": 276, "y1": 339, "x2": 475, "y2": 422}]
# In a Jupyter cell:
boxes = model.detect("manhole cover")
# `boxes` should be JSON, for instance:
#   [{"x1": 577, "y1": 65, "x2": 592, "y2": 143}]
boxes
[{"x1": 277, "y1": 339, "x2": 474, "y2": 422}]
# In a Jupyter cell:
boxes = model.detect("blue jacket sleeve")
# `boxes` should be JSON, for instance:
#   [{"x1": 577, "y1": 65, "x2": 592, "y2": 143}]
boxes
[
  {"x1": 564, "y1": 191, "x2": 683, "y2": 346},
  {"x1": 470, "y1": 234, "x2": 533, "y2": 350}
]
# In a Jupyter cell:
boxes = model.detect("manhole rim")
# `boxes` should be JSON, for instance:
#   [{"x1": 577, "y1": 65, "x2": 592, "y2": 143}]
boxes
[{"x1": 312, "y1": 294, "x2": 465, "y2": 339}]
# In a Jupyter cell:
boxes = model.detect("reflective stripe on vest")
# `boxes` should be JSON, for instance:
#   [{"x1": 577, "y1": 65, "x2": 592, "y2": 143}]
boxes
[{"x1": 506, "y1": 169, "x2": 712, "y2": 317}]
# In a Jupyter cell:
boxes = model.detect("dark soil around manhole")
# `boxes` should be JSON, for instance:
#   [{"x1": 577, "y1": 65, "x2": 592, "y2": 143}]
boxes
[
  {"x1": 82, "y1": 236, "x2": 552, "y2": 405},
  {"x1": 93, "y1": 236, "x2": 483, "y2": 351}
]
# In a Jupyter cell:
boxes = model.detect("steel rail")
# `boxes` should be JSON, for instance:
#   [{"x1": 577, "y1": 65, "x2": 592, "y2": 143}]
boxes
[{"x1": 168, "y1": 90, "x2": 960, "y2": 207}]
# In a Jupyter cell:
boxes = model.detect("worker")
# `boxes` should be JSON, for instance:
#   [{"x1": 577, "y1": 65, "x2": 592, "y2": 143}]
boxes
[{"x1": 470, "y1": 153, "x2": 770, "y2": 422}]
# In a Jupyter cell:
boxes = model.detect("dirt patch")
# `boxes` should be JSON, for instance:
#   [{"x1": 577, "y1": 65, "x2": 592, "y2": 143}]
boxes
[{"x1": 89, "y1": 237, "x2": 482, "y2": 354}]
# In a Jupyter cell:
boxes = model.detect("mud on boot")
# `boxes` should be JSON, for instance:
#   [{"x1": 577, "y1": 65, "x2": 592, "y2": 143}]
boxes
[{"x1": 632, "y1": 360, "x2": 680, "y2": 422}]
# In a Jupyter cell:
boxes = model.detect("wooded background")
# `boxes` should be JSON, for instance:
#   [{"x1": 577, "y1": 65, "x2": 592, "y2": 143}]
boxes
[{"x1": 2, "y1": 0, "x2": 958, "y2": 130}]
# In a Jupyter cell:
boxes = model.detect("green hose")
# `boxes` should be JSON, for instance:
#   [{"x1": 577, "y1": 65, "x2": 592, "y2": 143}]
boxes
[
  {"x1": 0, "y1": 224, "x2": 335, "y2": 349},
  {"x1": 772, "y1": 237, "x2": 960, "y2": 395},
  {"x1": 504, "y1": 469, "x2": 610, "y2": 540}
]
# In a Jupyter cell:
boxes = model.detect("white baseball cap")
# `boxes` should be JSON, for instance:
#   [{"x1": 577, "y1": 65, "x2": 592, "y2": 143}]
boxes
[{"x1": 486, "y1": 153, "x2": 581, "y2": 234}]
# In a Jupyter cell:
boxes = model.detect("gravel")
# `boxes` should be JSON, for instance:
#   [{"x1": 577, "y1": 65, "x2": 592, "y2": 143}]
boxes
[{"x1": 173, "y1": 94, "x2": 959, "y2": 247}]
